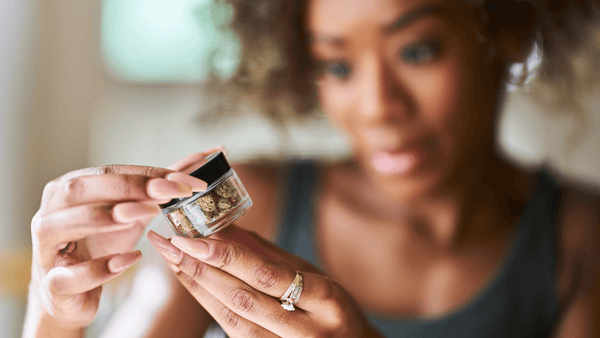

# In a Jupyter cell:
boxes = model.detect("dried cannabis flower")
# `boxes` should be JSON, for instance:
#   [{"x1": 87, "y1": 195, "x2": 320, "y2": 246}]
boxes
[{"x1": 161, "y1": 151, "x2": 253, "y2": 238}]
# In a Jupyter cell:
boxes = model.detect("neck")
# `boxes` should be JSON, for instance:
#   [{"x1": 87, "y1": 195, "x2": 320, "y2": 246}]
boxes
[{"x1": 405, "y1": 155, "x2": 532, "y2": 250}]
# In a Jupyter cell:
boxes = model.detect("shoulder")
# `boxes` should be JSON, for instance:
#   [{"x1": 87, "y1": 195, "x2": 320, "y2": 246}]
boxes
[
  {"x1": 230, "y1": 162, "x2": 283, "y2": 240},
  {"x1": 556, "y1": 184, "x2": 600, "y2": 263},
  {"x1": 552, "y1": 179, "x2": 600, "y2": 335},
  {"x1": 555, "y1": 182, "x2": 600, "y2": 303}
]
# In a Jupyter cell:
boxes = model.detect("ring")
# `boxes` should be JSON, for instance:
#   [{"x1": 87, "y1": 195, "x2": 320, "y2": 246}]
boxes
[{"x1": 279, "y1": 271, "x2": 303, "y2": 311}]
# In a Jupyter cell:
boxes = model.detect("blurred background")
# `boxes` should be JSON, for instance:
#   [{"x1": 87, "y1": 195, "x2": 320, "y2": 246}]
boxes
[{"x1": 1, "y1": 0, "x2": 599, "y2": 337}]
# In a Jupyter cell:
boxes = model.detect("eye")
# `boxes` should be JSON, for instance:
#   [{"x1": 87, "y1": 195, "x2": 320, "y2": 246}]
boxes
[
  {"x1": 400, "y1": 40, "x2": 441, "y2": 65},
  {"x1": 323, "y1": 61, "x2": 352, "y2": 81}
]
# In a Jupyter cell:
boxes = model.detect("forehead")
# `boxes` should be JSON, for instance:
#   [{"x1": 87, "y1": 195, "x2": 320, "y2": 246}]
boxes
[{"x1": 306, "y1": 0, "x2": 460, "y2": 34}]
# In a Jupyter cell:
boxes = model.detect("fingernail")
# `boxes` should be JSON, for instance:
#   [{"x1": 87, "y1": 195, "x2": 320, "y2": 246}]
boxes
[
  {"x1": 147, "y1": 230, "x2": 181, "y2": 263},
  {"x1": 147, "y1": 178, "x2": 193, "y2": 200},
  {"x1": 166, "y1": 172, "x2": 207, "y2": 192},
  {"x1": 113, "y1": 203, "x2": 160, "y2": 223},
  {"x1": 108, "y1": 251, "x2": 142, "y2": 273},
  {"x1": 171, "y1": 236, "x2": 210, "y2": 259}
]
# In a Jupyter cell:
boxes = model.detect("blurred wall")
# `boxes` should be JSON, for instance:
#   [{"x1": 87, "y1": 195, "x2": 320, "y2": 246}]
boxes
[
  {"x1": 1, "y1": 1, "x2": 107, "y2": 337},
  {"x1": 0, "y1": 0, "x2": 40, "y2": 336},
  {"x1": 1, "y1": 1, "x2": 599, "y2": 337}
]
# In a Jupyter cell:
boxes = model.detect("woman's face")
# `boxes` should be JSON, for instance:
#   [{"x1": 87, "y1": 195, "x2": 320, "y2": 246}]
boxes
[{"x1": 307, "y1": 0, "x2": 496, "y2": 200}]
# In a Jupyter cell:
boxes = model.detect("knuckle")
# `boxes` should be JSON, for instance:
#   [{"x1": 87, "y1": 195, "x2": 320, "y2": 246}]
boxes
[
  {"x1": 97, "y1": 165, "x2": 116, "y2": 175},
  {"x1": 319, "y1": 279, "x2": 340, "y2": 302},
  {"x1": 188, "y1": 260, "x2": 206, "y2": 281},
  {"x1": 143, "y1": 166, "x2": 163, "y2": 178},
  {"x1": 31, "y1": 214, "x2": 53, "y2": 243},
  {"x1": 319, "y1": 281, "x2": 348, "y2": 327},
  {"x1": 30, "y1": 214, "x2": 44, "y2": 236},
  {"x1": 253, "y1": 261, "x2": 279, "y2": 290},
  {"x1": 42, "y1": 180, "x2": 59, "y2": 200},
  {"x1": 326, "y1": 304, "x2": 347, "y2": 328},
  {"x1": 62, "y1": 177, "x2": 84, "y2": 200},
  {"x1": 219, "y1": 306, "x2": 240, "y2": 330},
  {"x1": 230, "y1": 287, "x2": 258, "y2": 314},
  {"x1": 218, "y1": 244, "x2": 239, "y2": 270}
]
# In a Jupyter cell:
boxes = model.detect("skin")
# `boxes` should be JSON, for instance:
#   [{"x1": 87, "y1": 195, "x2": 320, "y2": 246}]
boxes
[
  {"x1": 23, "y1": 0, "x2": 600, "y2": 337},
  {"x1": 21, "y1": 150, "x2": 218, "y2": 338}
]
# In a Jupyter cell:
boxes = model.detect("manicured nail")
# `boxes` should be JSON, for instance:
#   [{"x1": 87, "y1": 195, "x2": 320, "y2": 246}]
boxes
[
  {"x1": 147, "y1": 230, "x2": 181, "y2": 263},
  {"x1": 108, "y1": 251, "x2": 142, "y2": 273},
  {"x1": 171, "y1": 236, "x2": 210, "y2": 259},
  {"x1": 147, "y1": 178, "x2": 193, "y2": 199},
  {"x1": 113, "y1": 203, "x2": 160, "y2": 223},
  {"x1": 166, "y1": 172, "x2": 207, "y2": 192}
]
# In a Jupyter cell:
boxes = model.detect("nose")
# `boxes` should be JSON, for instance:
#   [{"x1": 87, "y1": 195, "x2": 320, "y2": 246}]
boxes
[{"x1": 357, "y1": 53, "x2": 409, "y2": 124}]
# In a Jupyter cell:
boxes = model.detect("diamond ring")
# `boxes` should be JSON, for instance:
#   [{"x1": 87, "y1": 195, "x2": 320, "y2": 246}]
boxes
[{"x1": 279, "y1": 271, "x2": 303, "y2": 311}]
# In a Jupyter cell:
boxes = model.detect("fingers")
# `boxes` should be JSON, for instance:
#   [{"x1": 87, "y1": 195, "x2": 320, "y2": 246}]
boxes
[
  {"x1": 41, "y1": 164, "x2": 207, "y2": 207},
  {"x1": 211, "y1": 224, "x2": 324, "y2": 275},
  {"x1": 167, "y1": 146, "x2": 228, "y2": 173},
  {"x1": 173, "y1": 273, "x2": 279, "y2": 338},
  {"x1": 41, "y1": 165, "x2": 178, "y2": 206},
  {"x1": 41, "y1": 175, "x2": 195, "y2": 212},
  {"x1": 32, "y1": 202, "x2": 160, "y2": 258},
  {"x1": 148, "y1": 231, "x2": 309, "y2": 335},
  {"x1": 45, "y1": 251, "x2": 142, "y2": 296},
  {"x1": 171, "y1": 236, "x2": 297, "y2": 299},
  {"x1": 170, "y1": 236, "x2": 327, "y2": 312}
]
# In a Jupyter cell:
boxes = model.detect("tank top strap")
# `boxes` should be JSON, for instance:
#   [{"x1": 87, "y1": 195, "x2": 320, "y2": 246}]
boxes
[
  {"x1": 275, "y1": 161, "x2": 321, "y2": 267},
  {"x1": 503, "y1": 169, "x2": 562, "y2": 282},
  {"x1": 488, "y1": 169, "x2": 562, "y2": 336}
]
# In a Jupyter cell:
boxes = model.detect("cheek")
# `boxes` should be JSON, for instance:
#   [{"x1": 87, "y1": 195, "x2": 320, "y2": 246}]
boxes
[
  {"x1": 318, "y1": 84, "x2": 357, "y2": 132},
  {"x1": 410, "y1": 49, "x2": 476, "y2": 157}
]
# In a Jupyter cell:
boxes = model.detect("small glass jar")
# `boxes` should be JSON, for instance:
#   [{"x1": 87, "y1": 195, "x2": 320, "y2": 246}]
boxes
[{"x1": 160, "y1": 151, "x2": 252, "y2": 238}]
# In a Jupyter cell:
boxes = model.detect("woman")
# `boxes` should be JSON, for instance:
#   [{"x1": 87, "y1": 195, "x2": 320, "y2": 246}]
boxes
[{"x1": 23, "y1": 0, "x2": 600, "y2": 337}]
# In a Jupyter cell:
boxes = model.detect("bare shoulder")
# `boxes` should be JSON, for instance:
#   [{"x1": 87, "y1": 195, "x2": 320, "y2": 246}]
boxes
[
  {"x1": 231, "y1": 161, "x2": 283, "y2": 240},
  {"x1": 555, "y1": 184, "x2": 600, "y2": 301}
]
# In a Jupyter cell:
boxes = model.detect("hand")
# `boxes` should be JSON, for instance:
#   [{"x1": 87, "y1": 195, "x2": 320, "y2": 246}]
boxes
[
  {"x1": 27, "y1": 148, "x2": 223, "y2": 331},
  {"x1": 147, "y1": 225, "x2": 382, "y2": 338}
]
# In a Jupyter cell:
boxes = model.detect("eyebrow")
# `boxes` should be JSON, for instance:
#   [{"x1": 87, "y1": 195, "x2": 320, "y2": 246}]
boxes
[
  {"x1": 310, "y1": 4, "x2": 447, "y2": 46},
  {"x1": 384, "y1": 4, "x2": 447, "y2": 34}
]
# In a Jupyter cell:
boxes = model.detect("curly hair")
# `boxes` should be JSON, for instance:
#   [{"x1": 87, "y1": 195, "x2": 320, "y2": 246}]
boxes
[{"x1": 203, "y1": 0, "x2": 600, "y2": 123}]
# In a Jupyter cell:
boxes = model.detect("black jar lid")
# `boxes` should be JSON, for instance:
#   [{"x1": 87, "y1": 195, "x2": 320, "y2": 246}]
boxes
[{"x1": 160, "y1": 151, "x2": 231, "y2": 209}]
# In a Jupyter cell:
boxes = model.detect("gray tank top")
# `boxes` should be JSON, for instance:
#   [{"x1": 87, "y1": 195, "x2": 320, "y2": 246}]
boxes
[{"x1": 275, "y1": 161, "x2": 562, "y2": 337}]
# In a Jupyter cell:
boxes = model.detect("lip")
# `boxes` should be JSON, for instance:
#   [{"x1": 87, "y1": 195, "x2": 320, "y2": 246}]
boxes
[{"x1": 370, "y1": 143, "x2": 426, "y2": 176}]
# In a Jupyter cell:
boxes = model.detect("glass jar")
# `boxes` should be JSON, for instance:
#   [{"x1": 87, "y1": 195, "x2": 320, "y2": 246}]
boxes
[{"x1": 160, "y1": 151, "x2": 252, "y2": 238}]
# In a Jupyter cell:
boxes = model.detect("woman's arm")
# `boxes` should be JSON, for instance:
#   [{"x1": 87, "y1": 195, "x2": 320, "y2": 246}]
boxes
[{"x1": 553, "y1": 189, "x2": 600, "y2": 337}]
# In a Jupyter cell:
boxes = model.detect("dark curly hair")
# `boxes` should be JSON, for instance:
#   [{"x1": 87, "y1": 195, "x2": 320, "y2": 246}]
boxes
[{"x1": 203, "y1": 0, "x2": 600, "y2": 124}]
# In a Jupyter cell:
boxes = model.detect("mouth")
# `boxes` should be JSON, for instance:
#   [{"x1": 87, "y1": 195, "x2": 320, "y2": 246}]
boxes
[{"x1": 370, "y1": 141, "x2": 428, "y2": 176}]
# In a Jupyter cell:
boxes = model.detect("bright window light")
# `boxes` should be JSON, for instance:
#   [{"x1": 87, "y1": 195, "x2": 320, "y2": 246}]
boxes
[{"x1": 101, "y1": 0, "x2": 240, "y2": 83}]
